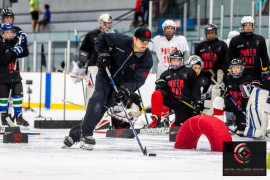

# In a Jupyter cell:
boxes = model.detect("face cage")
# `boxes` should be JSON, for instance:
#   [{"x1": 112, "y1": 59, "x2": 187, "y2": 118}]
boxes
[
  {"x1": 190, "y1": 58, "x2": 204, "y2": 69},
  {"x1": 205, "y1": 29, "x2": 217, "y2": 41},
  {"x1": 1, "y1": 15, "x2": 14, "y2": 24},
  {"x1": 229, "y1": 65, "x2": 244, "y2": 78},
  {"x1": 163, "y1": 26, "x2": 176, "y2": 39},
  {"x1": 98, "y1": 18, "x2": 113, "y2": 33},
  {"x1": 169, "y1": 57, "x2": 183, "y2": 70},
  {"x1": 0, "y1": 29, "x2": 16, "y2": 41}
]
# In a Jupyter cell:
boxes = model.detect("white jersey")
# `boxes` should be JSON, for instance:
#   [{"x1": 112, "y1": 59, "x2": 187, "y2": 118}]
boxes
[{"x1": 148, "y1": 35, "x2": 190, "y2": 79}]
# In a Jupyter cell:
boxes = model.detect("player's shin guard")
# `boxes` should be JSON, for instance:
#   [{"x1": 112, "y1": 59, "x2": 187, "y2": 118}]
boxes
[
  {"x1": 213, "y1": 97, "x2": 224, "y2": 122},
  {"x1": 11, "y1": 95, "x2": 22, "y2": 117}
]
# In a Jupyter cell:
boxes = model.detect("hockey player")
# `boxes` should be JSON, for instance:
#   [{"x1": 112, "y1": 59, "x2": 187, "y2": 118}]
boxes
[
  {"x1": 148, "y1": 19, "x2": 190, "y2": 79},
  {"x1": 228, "y1": 16, "x2": 270, "y2": 81},
  {"x1": 214, "y1": 59, "x2": 253, "y2": 136},
  {"x1": 225, "y1": 30, "x2": 240, "y2": 47},
  {"x1": 195, "y1": 24, "x2": 228, "y2": 81},
  {"x1": 0, "y1": 23, "x2": 29, "y2": 128},
  {"x1": 74, "y1": 13, "x2": 115, "y2": 101},
  {"x1": 149, "y1": 50, "x2": 201, "y2": 128},
  {"x1": 63, "y1": 27, "x2": 153, "y2": 150},
  {"x1": 187, "y1": 55, "x2": 210, "y2": 101}
]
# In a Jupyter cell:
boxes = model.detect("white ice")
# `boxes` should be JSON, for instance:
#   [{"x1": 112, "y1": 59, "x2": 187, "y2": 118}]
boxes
[{"x1": 0, "y1": 108, "x2": 269, "y2": 180}]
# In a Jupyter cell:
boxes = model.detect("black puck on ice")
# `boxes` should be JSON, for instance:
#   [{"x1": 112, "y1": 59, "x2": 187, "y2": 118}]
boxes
[{"x1": 149, "y1": 154, "x2": 156, "y2": 157}]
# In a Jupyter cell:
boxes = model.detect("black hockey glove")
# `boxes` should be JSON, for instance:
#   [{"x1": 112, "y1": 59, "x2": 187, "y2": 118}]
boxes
[
  {"x1": 155, "y1": 79, "x2": 168, "y2": 90},
  {"x1": 220, "y1": 88, "x2": 230, "y2": 99},
  {"x1": 97, "y1": 50, "x2": 111, "y2": 71},
  {"x1": 193, "y1": 101, "x2": 202, "y2": 115},
  {"x1": 112, "y1": 85, "x2": 131, "y2": 103}
]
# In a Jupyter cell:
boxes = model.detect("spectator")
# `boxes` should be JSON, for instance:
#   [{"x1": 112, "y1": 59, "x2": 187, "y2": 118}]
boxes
[
  {"x1": 256, "y1": 0, "x2": 266, "y2": 14},
  {"x1": 142, "y1": 0, "x2": 149, "y2": 26},
  {"x1": 262, "y1": 0, "x2": 269, "y2": 14},
  {"x1": 38, "y1": 4, "x2": 50, "y2": 31},
  {"x1": 129, "y1": 0, "x2": 142, "y2": 28},
  {"x1": 159, "y1": 0, "x2": 169, "y2": 18},
  {"x1": 29, "y1": 0, "x2": 42, "y2": 32}
]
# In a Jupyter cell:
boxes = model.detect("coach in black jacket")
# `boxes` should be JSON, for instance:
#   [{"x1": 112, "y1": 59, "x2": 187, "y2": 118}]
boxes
[{"x1": 67, "y1": 27, "x2": 153, "y2": 147}]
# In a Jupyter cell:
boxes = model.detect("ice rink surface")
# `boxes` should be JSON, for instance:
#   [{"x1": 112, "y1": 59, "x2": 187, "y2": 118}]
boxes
[{"x1": 0, "y1": 108, "x2": 269, "y2": 180}]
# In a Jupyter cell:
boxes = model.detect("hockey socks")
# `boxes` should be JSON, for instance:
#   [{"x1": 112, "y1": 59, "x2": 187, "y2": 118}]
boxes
[
  {"x1": 11, "y1": 95, "x2": 23, "y2": 116},
  {"x1": 0, "y1": 98, "x2": 8, "y2": 112}
]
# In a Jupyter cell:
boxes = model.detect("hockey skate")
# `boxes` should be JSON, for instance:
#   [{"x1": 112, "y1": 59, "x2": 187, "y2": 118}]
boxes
[
  {"x1": 62, "y1": 136, "x2": 74, "y2": 148},
  {"x1": 15, "y1": 113, "x2": 29, "y2": 130},
  {"x1": 224, "y1": 112, "x2": 237, "y2": 135},
  {"x1": 80, "y1": 136, "x2": 96, "y2": 150},
  {"x1": 1, "y1": 112, "x2": 9, "y2": 127}
]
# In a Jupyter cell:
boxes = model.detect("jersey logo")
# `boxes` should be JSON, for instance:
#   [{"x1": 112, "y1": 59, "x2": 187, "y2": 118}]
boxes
[
  {"x1": 143, "y1": 72, "x2": 148, "y2": 78},
  {"x1": 237, "y1": 44, "x2": 244, "y2": 48},
  {"x1": 166, "y1": 75, "x2": 171, "y2": 79},
  {"x1": 182, "y1": 72, "x2": 188, "y2": 79},
  {"x1": 216, "y1": 46, "x2": 221, "y2": 52},
  {"x1": 255, "y1": 40, "x2": 260, "y2": 47},
  {"x1": 208, "y1": 46, "x2": 211, "y2": 50},
  {"x1": 247, "y1": 42, "x2": 250, "y2": 47},
  {"x1": 228, "y1": 85, "x2": 232, "y2": 88},
  {"x1": 132, "y1": 63, "x2": 136, "y2": 68},
  {"x1": 200, "y1": 49, "x2": 205, "y2": 52},
  {"x1": 201, "y1": 79, "x2": 206, "y2": 84}
]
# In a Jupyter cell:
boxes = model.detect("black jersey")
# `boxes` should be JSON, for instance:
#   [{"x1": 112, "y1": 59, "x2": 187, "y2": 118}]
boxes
[
  {"x1": 198, "y1": 74, "x2": 210, "y2": 94},
  {"x1": 159, "y1": 66, "x2": 201, "y2": 101},
  {"x1": 195, "y1": 39, "x2": 228, "y2": 81},
  {"x1": 225, "y1": 74, "x2": 253, "y2": 110},
  {"x1": 228, "y1": 33, "x2": 270, "y2": 80},
  {"x1": 0, "y1": 38, "x2": 29, "y2": 83}
]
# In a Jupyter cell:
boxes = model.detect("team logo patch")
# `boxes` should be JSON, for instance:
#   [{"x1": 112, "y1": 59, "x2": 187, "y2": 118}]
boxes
[
  {"x1": 182, "y1": 72, "x2": 188, "y2": 79},
  {"x1": 208, "y1": 46, "x2": 211, "y2": 50},
  {"x1": 143, "y1": 72, "x2": 148, "y2": 78},
  {"x1": 228, "y1": 85, "x2": 232, "y2": 88},
  {"x1": 216, "y1": 46, "x2": 221, "y2": 52},
  {"x1": 131, "y1": 63, "x2": 136, "y2": 69},
  {"x1": 267, "y1": 77, "x2": 270, "y2": 80},
  {"x1": 247, "y1": 42, "x2": 249, "y2": 46},
  {"x1": 200, "y1": 49, "x2": 205, "y2": 52},
  {"x1": 165, "y1": 75, "x2": 171, "y2": 79},
  {"x1": 174, "y1": 73, "x2": 176, "y2": 77},
  {"x1": 237, "y1": 44, "x2": 244, "y2": 48},
  {"x1": 201, "y1": 78, "x2": 206, "y2": 84},
  {"x1": 255, "y1": 40, "x2": 260, "y2": 46}
]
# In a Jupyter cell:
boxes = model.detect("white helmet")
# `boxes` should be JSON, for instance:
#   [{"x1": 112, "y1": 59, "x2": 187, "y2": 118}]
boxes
[
  {"x1": 226, "y1": 30, "x2": 240, "y2": 47},
  {"x1": 162, "y1": 20, "x2": 176, "y2": 39},
  {"x1": 98, "y1": 13, "x2": 113, "y2": 32},
  {"x1": 240, "y1": 16, "x2": 255, "y2": 31},
  {"x1": 186, "y1": 55, "x2": 204, "y2": 69}
]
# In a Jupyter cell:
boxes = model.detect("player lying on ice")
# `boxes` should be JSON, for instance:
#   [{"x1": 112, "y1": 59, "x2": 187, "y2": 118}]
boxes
[
  {"x1": 148, "y1": 50, "x2": 202, "y2": 128},
  {"x1": 63, "y1": 27, "x2": 153, "y2": 150}
]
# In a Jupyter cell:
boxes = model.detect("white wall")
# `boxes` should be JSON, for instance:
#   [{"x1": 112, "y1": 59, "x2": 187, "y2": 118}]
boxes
[{"x1": 21, "y1": 72, "x2": 157, "y2": 108}]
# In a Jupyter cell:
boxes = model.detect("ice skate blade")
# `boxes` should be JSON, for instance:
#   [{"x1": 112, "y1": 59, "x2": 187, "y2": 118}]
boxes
[
  {"x1": 19, "y1": 126, "x2": 29, "y2": 130},
  {"x1": 80, "y1": 142, "x2": 94, "y2": 150},
  {"x1": 62, "y1": 144, "x2": 67, "y2": 149}
]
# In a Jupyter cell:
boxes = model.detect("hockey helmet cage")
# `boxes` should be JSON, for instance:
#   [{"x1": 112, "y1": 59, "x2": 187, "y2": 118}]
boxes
[
  {"x1": 162, "y1": 20, "x2": 176, "y2": 39},
  {"x1": 169, "y1": 50, "x2": 184, "y2": 70},
  {"x1": 204, "y1": 24, "x2": 218, "y2": 41},
  {"x1": 229, "y1": 58, "x2": 245, "y2": 78},
  {"x1": 187, "y1": 55, "x2": 204, "y2": 69}
]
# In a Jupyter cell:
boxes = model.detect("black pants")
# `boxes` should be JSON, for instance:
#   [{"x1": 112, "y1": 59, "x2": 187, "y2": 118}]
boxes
[
  {"x1": 224, "y1": 98, "x2": 246, "y2": 131},
  {"x1": 0, "y1": 82, "x2": 23, "y2": 98},
  {"x1": 159, "y1": 90, "x2": 194, "y2": 126},
  {"x1": 69, "y1": 70, "x2": 115, "y2": 142}
]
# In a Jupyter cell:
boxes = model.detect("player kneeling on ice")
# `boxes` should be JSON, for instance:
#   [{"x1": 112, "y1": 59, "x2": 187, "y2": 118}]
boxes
[
  {"x1": 0, "y1": 23, "x2": 29, "y2": 128},
  {"x1": 63, "y1": 27, "x2": 153, "y2": 150},
  {"x1": 149, "y1": 50, "x2": 201, "y2": 128},
  {"x1": 213, "y1": 59, "x2": 253, "y2": 136}
]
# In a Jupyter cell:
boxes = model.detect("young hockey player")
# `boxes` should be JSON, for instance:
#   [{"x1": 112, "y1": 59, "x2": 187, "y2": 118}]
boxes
[
  {"x1": 0, "y1": 23, "x2": 29, "y2": 128},
  {"x1": 63, "y1": 27, "x2": 153, "y2": 150},
  {"x1": 228, "y1": 16, "x2": 270, "y2": 81},
  {"x1": 149, "y1": 50, "x2": 201, "y2": 128},
  {"x1": 225, "y1": 30, "x2": 240, "y2": 47},
  {"x1": 195, "y1": 24, "x2": 228, "y2": 81},
  {"x1": 215, "y1": 59, "x2": 253, "y2": 136},
  {"x1": 148, "y1": 19, "x2": 190, "y2": 79}
]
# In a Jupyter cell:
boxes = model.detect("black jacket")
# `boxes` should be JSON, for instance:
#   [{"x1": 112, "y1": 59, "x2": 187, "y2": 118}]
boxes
[
  {"x1": 159, "y1": 66, "x2": 201, "y2": 101},
  {"x1": 195, "y1": 39, "x2": 228, "y2": 81},
  {"x1": 80, "y1": 29, "x2": 101, "y2": 66},
  {"x1": 225, "y1": 74, "x2": 253, "y2": 110},
  {"x1": 95, "y1": 32, "x2": 153, "y2": 92},
  {"x1": 0, "y1": 38, "x2": 29, "y2": 83},
  {"x1": 228, "y1": 33, "x2": 270, "y2": 80}
]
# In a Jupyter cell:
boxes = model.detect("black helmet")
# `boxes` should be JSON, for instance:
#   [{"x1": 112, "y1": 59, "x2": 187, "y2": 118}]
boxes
[
  {"x1": 204, "y1": 24, "x2": 218, "y2": 42},
  {"x1": 169, "y1": 50, "x2": 183, "y2": 70},
  {"x1": 229, "y1": 58, "x2": 245, "y2": 78},
  {"x1": 1, "y1": 9, "x2": 14, "y2": 24}
]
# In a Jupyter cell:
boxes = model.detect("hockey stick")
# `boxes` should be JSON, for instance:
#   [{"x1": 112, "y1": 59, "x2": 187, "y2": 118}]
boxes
[
  {"x1": 5, "y1": 35, "x2": 23, "y2": 127},
  {"x1": 178, "y1": 99, "x2": 202, "y2": 114},
  {"x1": 105, "y1": 67, "x2": 147, "y2": 156},
  {"x1": 62, "y1": 99, "x2": 86, "y2": 109},
  {"x1": 75, "y1": 29, "x2": 87, "y2": 105},
  {"x1": 57, "y1": 70, "x2": 88, "y2": 80},
  {"x1": 137, "y1": 89, "x2": 149, "y2": 125}
]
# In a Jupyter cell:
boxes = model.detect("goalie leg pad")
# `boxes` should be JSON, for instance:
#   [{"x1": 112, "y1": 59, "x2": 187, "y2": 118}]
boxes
[
  {"x1": 244, "y1": 87, "x2": 270, "y2": 138},
  {"x1": 151, "y1": 90, "x2": 164, "y2": 119}
]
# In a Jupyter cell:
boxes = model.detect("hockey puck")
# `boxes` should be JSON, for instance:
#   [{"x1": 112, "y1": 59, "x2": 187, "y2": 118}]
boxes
[{"x1": 149, "y1": 154, "x2": 156, "y2": 157}]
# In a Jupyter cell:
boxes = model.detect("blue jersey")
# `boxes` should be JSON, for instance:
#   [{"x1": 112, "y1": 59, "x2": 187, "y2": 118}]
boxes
[{"x1": 43, "y1": 10, "x2": 50, "y2": 21}]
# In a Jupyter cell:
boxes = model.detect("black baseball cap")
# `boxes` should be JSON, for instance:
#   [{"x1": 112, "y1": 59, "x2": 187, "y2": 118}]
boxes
[{"x1": 134, "y1": 27, "x2": 152, "y2": 42}]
